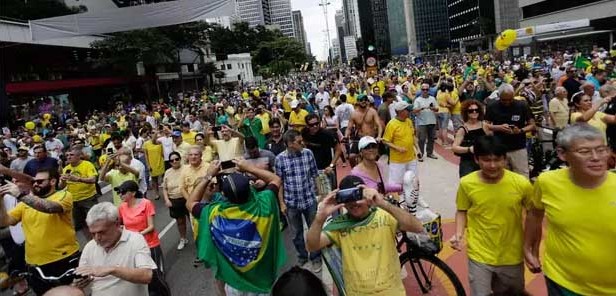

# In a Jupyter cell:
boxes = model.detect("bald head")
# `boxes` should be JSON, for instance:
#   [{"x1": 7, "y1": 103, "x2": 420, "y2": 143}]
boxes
[{"x1": 43, "y1": 286, "x2": 85, "y2": 296}]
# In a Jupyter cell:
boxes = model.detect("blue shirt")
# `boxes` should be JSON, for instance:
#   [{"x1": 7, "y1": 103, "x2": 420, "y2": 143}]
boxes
[
  {"x1": 274, "y1": 149, "x2": 318, "y2": 210},
  {"x1": 23, "y1": 157, "x2": 59, "y2": 177}
]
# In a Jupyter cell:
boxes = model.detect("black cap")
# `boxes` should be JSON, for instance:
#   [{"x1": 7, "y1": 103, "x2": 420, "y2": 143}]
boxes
[
  {"x1": 339, "y1": 175, "x2": 365, "y2": 190},
  {"x1": 221, "y1": 173, "x2": 251, "y2": 204},
  {"x1": 114, "y1": 180, "x2": 139, "y2": 194}
]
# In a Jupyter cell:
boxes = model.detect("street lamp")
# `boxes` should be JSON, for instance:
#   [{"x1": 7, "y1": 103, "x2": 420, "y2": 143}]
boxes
[{"x1": 319, "y1": 0, "x2": 332, "y2": 64}]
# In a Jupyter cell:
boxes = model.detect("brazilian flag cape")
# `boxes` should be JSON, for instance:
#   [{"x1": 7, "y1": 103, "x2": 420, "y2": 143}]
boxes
[{"x1": 196, "y1": 188, "x2": 286, "y2": 293}]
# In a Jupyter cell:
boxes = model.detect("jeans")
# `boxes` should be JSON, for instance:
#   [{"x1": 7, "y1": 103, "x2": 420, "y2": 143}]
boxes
[
  {"x1": 417, "y1": 124, "x2": 436, "y2": 156},
  {"x1": 287, "y1": 204, "x2": 321, "y2": 263}
]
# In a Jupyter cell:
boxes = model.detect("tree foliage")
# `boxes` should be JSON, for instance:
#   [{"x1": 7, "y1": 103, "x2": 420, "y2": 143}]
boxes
[{"x1": 1, "y1": 0, "x2": 86, "y2": 21}]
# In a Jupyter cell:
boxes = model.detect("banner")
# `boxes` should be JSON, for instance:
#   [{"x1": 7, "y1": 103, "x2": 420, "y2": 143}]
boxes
[{"x1": 30, "y1": 0, "x2": 235, "y2": 41}]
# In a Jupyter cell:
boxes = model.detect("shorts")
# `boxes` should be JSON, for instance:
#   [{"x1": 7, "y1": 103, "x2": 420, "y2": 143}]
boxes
[
  {"x1": 73, "y1": 195, "x2": 99, "y2": 231},
  {"x1": 169, "y1": 198, "x2": 189, "y2": 219},
  {"x1": 468, "y1": 259, "x2": 524, "y2": 296},
  {"x1": 388, "y1": 160, "x2": 418, "y2": 184},
  {"x1": 437, "y1": 113, "x2": 451, "y2": 129}
]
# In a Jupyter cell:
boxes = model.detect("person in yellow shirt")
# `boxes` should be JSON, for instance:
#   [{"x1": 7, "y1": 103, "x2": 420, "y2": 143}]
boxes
[
  {"x1": 255, "y1": 103, "x2": 271, "y2": 136},
  {"x1": 436, "y1": 88, "x2": 452, "y2": 147},
  {"x1": 450, "y1": 135, "x2": 532, "y2": 296},
  {"x1": 382, "y1": 102, "x2": 417, "y2": 183},
  {"x1": 346, "y1": 87, "x2": 358, "y2": 105},
  {"x1": 289, "y1": 100, "x2": 309, "y2": 132},
  {"x1": 180, "y1": 122, "x2": 197, "y2": 145},
  {"x1": 99, "y1": 154, "x2": 140, "y2": 206},
  {"x1": 525, "y1": 124, "x2": 616, "y2": 296},
  {"x1": 143, "y1": 131, "x2": 165, "y2": 199},
  {"x1": 59, "y1": 147, "x2": 99, "y2": 240},
  {"x1": 306, "y1": 175, "x2": 424, "y2": 296},
  {"x1": 0, "y1": 168, "x2": 80, "y2": 295}
]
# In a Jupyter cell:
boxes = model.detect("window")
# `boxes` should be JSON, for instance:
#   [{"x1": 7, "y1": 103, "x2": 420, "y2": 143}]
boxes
[
  {"x1": 221, "y1": 64, "x2": 226, "y2": 70},
  {"x1": 227, "y1": 64, "x2": 232, "y2": 70}
]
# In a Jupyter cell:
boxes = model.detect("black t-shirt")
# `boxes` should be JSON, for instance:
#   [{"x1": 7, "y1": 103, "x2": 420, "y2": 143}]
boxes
[
  {"x1": 302, "y1": 129, "x2": 338, "y2": 170},
  {"x1": 563, "y1": 78, "x2": 582, "y2": 100},
  {"x1": 265, "y1": 136, "x2": 286, "y2": 156},
  {"x1": 485, "y1": 100, "x2": 533, "y2": 151},
  {"x1": 605, "y1": 101, "x2": 616, "y2": 150}
]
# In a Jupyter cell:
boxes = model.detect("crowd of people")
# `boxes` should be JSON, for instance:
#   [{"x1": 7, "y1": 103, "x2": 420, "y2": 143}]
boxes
[{"x1": 0, "y1": 45, "x2": 615, "y2": 296}]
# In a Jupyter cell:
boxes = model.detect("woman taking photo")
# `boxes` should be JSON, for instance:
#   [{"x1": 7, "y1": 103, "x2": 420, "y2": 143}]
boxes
[
  {"x1": 452, "y1": 99, "x2": 492, "y2": 177},
  {"x1": 570, "y1": 93, "x2": 616, "y2": 138},
  {"x1": 116, "y1": 180, "x2": 171, "y2": 296}
]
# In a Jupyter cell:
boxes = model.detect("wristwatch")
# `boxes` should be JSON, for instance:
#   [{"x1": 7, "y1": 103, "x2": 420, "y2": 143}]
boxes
[{"x1": 329, "y1": 164, "x2": 335, "y2": 169}]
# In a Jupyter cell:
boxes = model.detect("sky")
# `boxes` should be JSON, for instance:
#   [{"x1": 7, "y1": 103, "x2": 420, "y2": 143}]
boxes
[{"x1": 290, "y1": 0, "x2": 342, "y2": 61}]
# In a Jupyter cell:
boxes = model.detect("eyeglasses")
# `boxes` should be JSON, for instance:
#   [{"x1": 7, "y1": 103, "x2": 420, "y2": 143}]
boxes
[
  {"x1": 467, "y1": 108, "x2": 480, "y2": 113},
  {"x1": 307, "y1": 122, "x2": 319, "y2": 127},
  {"x1": 33, "y1": 179, "x2": 48, "y2": 184},
  {"x1": 170, "y1": 158, "x2": 181, "y2": 162},
  {"x1": 569, "y1": 146, "x2": 610, "y2": 157}
]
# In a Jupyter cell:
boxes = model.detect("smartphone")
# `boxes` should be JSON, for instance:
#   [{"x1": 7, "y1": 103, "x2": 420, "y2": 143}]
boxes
[
  {"x1": 508, "y1": 124, "x2": 516, "y2": 130},
  {"x1": 429, "y1": 103, "x2": 434, "y2": 108},
  {"x1": 212, "y1": 126, "x2": 222, "y2": 132},
  {"x1": 65, "y1": 169, "x2": 72, "y2": 175},
  {"x1": 107, "y1": 148, "x2": 114, "y2": 154},
  {"x1": 336, "y1": 187, "x2": 363, "y2": 204},
  {"x1": 220, "y1": 160, "x2": 235, "y2": 170}
]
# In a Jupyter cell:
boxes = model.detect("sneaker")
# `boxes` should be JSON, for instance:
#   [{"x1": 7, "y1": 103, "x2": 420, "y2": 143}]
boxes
[
  {"x1": 427, "y1": 154, "x2": 438, "y2": 159},
  {"x1": 418, "y1": 197, "x2": 430, "y2": 209},
  {"x1": 298, "y1": 259, "x2": 309, "y2": 269},
  {"x1": 177, "y1": 238, "x2": 187, "y2": 250},
  {"x1": 310, "y1": 260, "x2": 322, "y2": 273}
]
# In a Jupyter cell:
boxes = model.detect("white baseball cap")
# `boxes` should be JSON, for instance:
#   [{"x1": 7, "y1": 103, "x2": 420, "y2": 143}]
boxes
[
  {"x1": 358, "y1": 136, "x2": 378, "y2": 150},
  {"x1": 290, "y1": 100, "x2": 300, "y2": 109},
  {"x1": 393, "y1": 101, "x2": 411, "y2": 111}
]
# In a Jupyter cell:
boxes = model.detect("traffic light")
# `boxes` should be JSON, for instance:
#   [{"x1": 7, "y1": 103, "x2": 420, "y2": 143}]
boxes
[{"x1": 364, "y1": 43, "x2": 378, "y2": 77}]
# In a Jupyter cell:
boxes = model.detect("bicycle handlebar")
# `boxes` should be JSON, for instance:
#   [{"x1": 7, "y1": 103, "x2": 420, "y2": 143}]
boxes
[{"x1": 34, "y1": 267, "x2": 77, "y2": 281}]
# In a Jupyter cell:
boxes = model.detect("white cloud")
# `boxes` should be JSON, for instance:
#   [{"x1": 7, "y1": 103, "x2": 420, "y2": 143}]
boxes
[{"x1": 291, "y1": 0, "x2": 342, "y2": 61}]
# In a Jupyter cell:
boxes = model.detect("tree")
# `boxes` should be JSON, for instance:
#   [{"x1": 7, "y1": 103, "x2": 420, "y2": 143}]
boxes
[
  {"x1": 252, "y1": 37, "x2": 307, "y2": 77},
  {"x1": 2, "y1": 0, "x2": 86, "y2": 21}
]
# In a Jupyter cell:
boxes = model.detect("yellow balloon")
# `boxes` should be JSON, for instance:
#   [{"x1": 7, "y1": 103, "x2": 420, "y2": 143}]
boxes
[
  {"x1": 43, "y1": 113, "x2": 51, "y2": 120},
  {"x1": 500, "y1": 29, "x2": 517, "y2": 45},
  {"x1": 25, "y1": 121, "x2": 35, "y2": 130}
]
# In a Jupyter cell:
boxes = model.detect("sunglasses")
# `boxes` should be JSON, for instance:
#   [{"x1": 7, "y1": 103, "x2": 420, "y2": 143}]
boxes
[
  {"x1": 170, "y1": 158, "x2": 181, "y2": 162},
  {"x1": 467, "y1": 109, "x2": 480, "y2": 113},
  {"x1": 33, "y1": 179, "x2": 48, "y2": 184},
  {"x1": 421, "y1": 89, "x2": 429, "y2": 91},
  {"x1": 307, "y1": 122, "x2": 319, "y2": 127}
]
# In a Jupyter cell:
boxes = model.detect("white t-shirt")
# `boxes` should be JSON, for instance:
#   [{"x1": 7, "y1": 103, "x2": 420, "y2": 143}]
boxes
[
  {"x1": 130, "y1": 158, "x2": 147, "y2": 194},
  {"x1": 145, "y1": 115, "x2": 157, "y2": 129},
  {"x1": 157, "y1": 137, "x2": 174, "y2": 161},
  {"x1": 335, "y1": 103, "x2": 354, "y2": 129},
  {"x1": 316, "y1": 91, "x2": 330, "y2": 110},
  {"x1": 2, "y1": 194, "x2": 25, "y2": 244}
]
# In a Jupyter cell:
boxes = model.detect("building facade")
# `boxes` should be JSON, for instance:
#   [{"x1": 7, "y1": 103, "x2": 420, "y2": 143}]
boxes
[
  {"x1": 234, "y1": 0, "x2": 295, "y2": 37},
  {"x1": 214, "y1": 53, "x2": 255, "y2": 83},
  {"x1": 342, "y1": 0, "x2": 362, "y2": 39},
  {"x1": 387, "y1": 0, "x2": 408, "y2": 55},
  {"x1": 335, "y1": 9, "x2": 348, "y2": 63},
  {"x1": 448, "y1": 0, "x2": 496, "y2": 51},
  {"x1": 331, "y1": 38, "x2": 341, "y2": 61},
  {"x1": 269, "y1": 0, "x2": 295, "y2": 37},
  {"x1": 292, "y1": 10, "x2": 308, "y2": 53},
  {"x1": 357, "y1": 0, "x2": 391, "y2": 60},
  {"x1": 412, "y1": 0, "x2": 450, "y2": 53}
]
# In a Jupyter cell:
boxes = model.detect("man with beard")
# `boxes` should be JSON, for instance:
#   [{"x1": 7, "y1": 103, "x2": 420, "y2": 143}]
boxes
[
  {"x1": 344, "y1": 95, "x2": 383, "y2": 167},
  {"x1": 0, "y1": 168, "x2": 80, "y2": 295}
]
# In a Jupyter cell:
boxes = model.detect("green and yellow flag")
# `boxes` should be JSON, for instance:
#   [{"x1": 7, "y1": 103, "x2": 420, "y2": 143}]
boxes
[
  {"x1": 574, "y1": 56, "x2": 592, "y2": 72},
  {"x1": 197, "y1": 188, "x2": 286, "y2": 293}
]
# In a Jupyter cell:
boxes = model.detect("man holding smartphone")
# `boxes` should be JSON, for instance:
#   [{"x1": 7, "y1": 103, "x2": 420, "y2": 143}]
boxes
[
  {"x1": 413, "y1": 83, "x2": 439, "y2": 161},
  {"x1": 306, "y1": 175, "x2": 424, "y2": 295}
]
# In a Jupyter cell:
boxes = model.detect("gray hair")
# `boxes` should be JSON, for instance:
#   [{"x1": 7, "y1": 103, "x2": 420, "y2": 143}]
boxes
[
  {"x1": 556, "y1": 123, "x2": 605, "y2": 150},
  {"x1": 580, "y1": 81, "x2": 595, "y2": 90},
  {"x1": 498, "y1": 83, "x2": 515, "y2": 96},
  {"x1": 188, "y1": 145, "x2": 203, "y2": 155},
  {"x1": 554, "y1": 86, "x2": 567, "y2": 96},
  {"x1": 599, "y1": 84, "x2": 616, "y2": 97},
  {"x1": 86, "y1": 202, "x2": 119, "y2": 226}
]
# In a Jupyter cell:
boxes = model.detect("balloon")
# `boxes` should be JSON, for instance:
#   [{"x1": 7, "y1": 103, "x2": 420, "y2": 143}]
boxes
[
  {"x1": 25, "y1": 121, "x2": 35, "y2": 130},
  {"x1": 500, "y1": 29, "x2": 517, "y2": 46},
  {"x1": 494, "y1": 37, "x2": 509, "y2": 51},
  {"x1": 43, "y1": 113, "x2": 51, "y2": 120}
]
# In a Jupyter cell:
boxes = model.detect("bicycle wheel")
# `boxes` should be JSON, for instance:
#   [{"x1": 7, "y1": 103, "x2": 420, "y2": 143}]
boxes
[{"x1": 399, "y1": 252, "x2": 466, "y2": 296}]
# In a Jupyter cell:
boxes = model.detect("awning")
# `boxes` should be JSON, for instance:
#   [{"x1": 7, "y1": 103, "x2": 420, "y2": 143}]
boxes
[
  {"x1": 6, "y1": 76, "x2": 147, "y2": 94},
  {"x1": 536, "y1": 30, "x2": 613, "y2": 42}
]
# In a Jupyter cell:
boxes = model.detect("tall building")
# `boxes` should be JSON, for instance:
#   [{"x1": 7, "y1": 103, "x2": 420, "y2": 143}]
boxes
[
  {"x1": 235, "y1": 0, "x2": 271, "y2": 27},
  {"x1": 269, "y1": 0, "x2": 295, "y2": 37},
  {"x1": 412, "y1": 0, "x2": 450, "y2": 53},
  {"x1": 306, "y1": 42, "x2": 312, "y2": 56},
  {"x1": 342, "y1": 0, "x2": 362, "y2": 39},
  {"x1": 331, "y1": 38, "x2": 341, "y2": 61},
  {"x1": 448, "y1": 0, "x2": 496, "y2": 51},
  {"x1": 234, "y1": 0, "x2": 295, "y2": 37},
  {"x1": 292, "y1": 10, "x2": 308, "y2": 52},
  {"x1": 357, "y1": 0, "x2": 391, "y2": 60},
  {"x1": 344, "y1": 35, "x2": 358, "y2": 61},
  {"x1": 335, "y1": 9, "x2": 348, "y2": 63},
  {"x1": 387, "y1": 0, "x2": 408, "y2": 55}
]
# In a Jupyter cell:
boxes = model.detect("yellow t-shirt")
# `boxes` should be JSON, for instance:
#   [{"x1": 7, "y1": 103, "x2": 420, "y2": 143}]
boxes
[
  {"x1": 63, "y1": 161, "x2": 98, "y2": 201},
  {"x1": 99, "y1": 133, "x2": 111, "y2": 147},
  {"x1": 383, "y1": 118, "x2": 416, "y2": 163},
  {"x1": 436, "y1": 91, "x2": 451, "y2": 113},
  {"x1": 289, "y1": 109, "x2": 309, "y2": 132},
  {"x1": 325, "y1": 209, "x2": 405, "y2": 296},
  {"x1": 347, "y1": 93, "x2": 357, "y2": 105},
  {"x1": 282, "y1": 92, "x2": 295, "y2": 113},
  {"x1": 182, "y1": 131, "x2": 196, "y2": 145},
  {"x1": 570, "y1": 112, "x2": 607, "y2": 139},
  {"x1": 180, "y1": 163, "x2": 209, "y2": 196},
  {"x1": 456, "y1": 170, "x2": 532, "y2": 265},
  {"x1": 89, "y1": 134, "x2": 102, "y2": 151},
  {"x1": 210, "y1": 138, "x2": 243, "y2": 162},
  {"x1": 256, "y1": 113, "x2": 271, "y2": 135},
  {"x1": 9, "y1": 191, "x2": 80, "y2": 265},
  {"x1": 449, "y1": 90, "x2": 461, "y2": 115},
  {"x1": 163, "y1": 167, "x2": 183, "y2": 199},
  {"x1": 530, "y1": 169, "x2": 616, "y2": 295},
  {"x1": 143, "y1": 140, "x2": 165, "y2": 177}
]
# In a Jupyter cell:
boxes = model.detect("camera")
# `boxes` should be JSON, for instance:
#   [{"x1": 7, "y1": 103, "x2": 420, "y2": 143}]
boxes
[
  {"x1": 220, "y1": 160, "x2": 235, "y2": 170},
  {"x1": 336, "y1": 187, "x2": 363, "y2": 204},
  {"x1": 107, "y1": 148, "x2": 114, "y2": 154}
]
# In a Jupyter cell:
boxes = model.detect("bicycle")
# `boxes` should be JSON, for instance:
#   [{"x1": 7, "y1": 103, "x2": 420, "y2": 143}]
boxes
[
  {"x1": 16, "y1": 256, "x2": 81, "y2": 294},
  {"x1": 529, "y1": 124, "x2": 565, "y2": 179},
  {"x1": 389, "y1": 198, "x2": 467, "y2": 296}
]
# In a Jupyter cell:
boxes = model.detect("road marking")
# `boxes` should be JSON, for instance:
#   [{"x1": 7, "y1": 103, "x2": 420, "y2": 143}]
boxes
[{"x1": 159, "y1": 219, "x2": 177, "y2": 238}]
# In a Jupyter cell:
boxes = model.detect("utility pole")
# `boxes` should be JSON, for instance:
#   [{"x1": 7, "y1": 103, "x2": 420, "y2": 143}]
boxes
[{"x1": 319, "y1": 0, "x2": 332, "y2": 64}]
